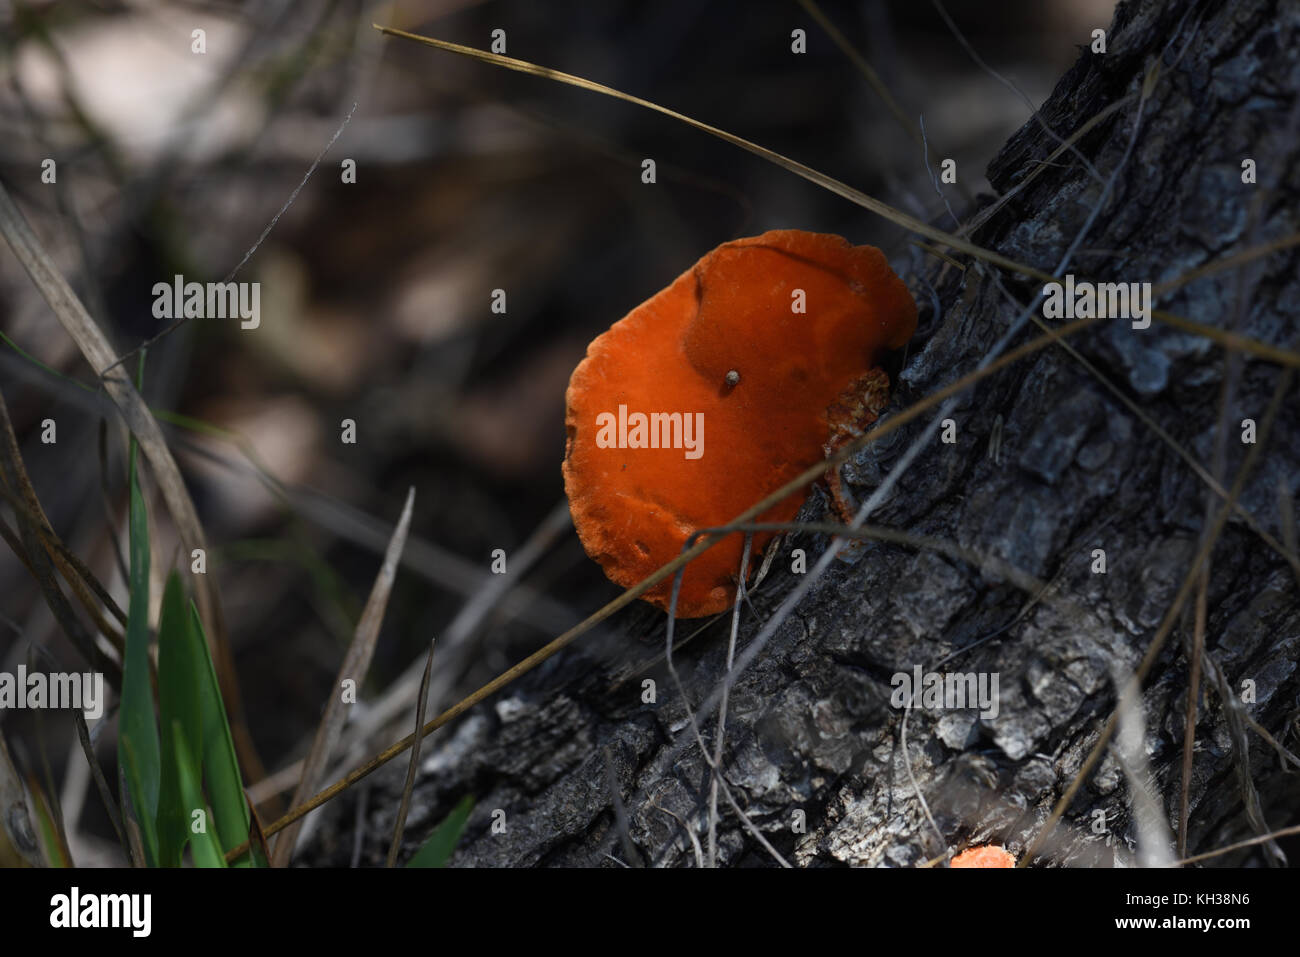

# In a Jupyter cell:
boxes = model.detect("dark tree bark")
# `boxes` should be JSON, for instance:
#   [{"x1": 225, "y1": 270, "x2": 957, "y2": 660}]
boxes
[{"x1": 303, "y1": 0, "x2": 1300, "y2": 867}]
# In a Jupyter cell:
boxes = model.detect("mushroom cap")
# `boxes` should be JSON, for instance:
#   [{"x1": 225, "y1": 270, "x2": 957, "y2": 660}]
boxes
[
  {"x1": 950, "y1": 845, "x2": 1017, "y2": 868},
  {"x1": 563, "y1": 229, "x2": 917, "y2": 617}
]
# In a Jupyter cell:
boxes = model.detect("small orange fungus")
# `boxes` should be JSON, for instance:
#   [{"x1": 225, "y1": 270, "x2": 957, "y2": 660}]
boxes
[
  {"x1": 950, "y1": 845, "x2": 1016, "y2": 868},
  {"x1": 563, "y1": 229, "x2": 917, "y2": 617}
]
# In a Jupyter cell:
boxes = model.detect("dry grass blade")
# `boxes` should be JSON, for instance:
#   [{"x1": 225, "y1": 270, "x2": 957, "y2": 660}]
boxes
[
  {"x1": 1178, "y1": 566, "x2": 1208, "y2": 858},
  {"x1": 386, "y1": 637, "x2": 436, "y2": 868},
  {"x1": 1204, "y1": 649, "x2": 1287, "y2": 865},
  {"x1": 604, "y1": 745, "x2": 641, "y2": 867},
  {"x1": 1151, "y1": 232, "x2": 1300, "y2": 298},
  {"x1": 899, "y1": 686, "x2": 945, "y2": 854},
  {"x1": 795, "y1": 0, "x2": 924, "y2": 149},
  {"x1": 73, "y1": 707, "x2": 128, "y2": 862},
  {"x1": 1150, "y1": 307, "x2": 1300, "y2": 368},
  {"x1": 0, "y1": 179, "x2": 261, "y2": 775},
  {"x1": 272, "y1": 485, "x2": 416, "y2": 866},
  {"x1": 246, "y1": 795, "x2": 272, "y2": 866},
  {"x1": 1113, "y1": 667, "x2": 1175, "y2": 867},
  {"x1": 98, "y1": 418, "x2": 130, "y2": 587},
  {"x1": 650, "y1": 799, "x2": 704, "y2": 868},
  {"x1": 1177, "y1": 823, "x2": 1300, "y2": 866},
  {"x1": 1176, "y1": 321, "x2": 1232, "y2": 860},
  {"x1": 708, "y1": 533, "x2": 751, "y2": 868},
  {"x1": 1202, "y1": 646, "x2": 1300, "y2": 766},
  {"x1": 0, "y1": 514, "x2": 40, "y2": 591},
  {"x1": 695, "y1": 520, "x2": 1052, "y2": 597},
  {"x1": 30, "y1": 677, "x2": 71, "y2": 866}
]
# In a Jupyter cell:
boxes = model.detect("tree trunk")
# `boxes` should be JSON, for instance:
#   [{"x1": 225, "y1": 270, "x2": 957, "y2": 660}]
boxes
[{"x1": 303, "y1": 0, "x2": 1300, "y2": 867}]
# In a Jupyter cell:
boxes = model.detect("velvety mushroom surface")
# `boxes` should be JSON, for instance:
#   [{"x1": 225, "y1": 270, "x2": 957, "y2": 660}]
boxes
[
  {"x1": 950, "y1": 846, "x2": 1017, "y2": 868},
  {"x1": 563, "y1": 229, "x2": 917, "y2": 617}
]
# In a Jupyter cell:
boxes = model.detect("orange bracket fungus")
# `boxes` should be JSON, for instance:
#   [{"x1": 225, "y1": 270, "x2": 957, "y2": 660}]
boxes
[
  {"x1": 563, "y1": 229, "x2": 917, "y2": 618},
  {"x1": 950, "y1": 845, "x2": 1017, "y2": 868}
]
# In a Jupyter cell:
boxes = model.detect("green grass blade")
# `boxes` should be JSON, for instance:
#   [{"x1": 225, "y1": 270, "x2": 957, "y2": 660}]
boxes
[
  {"x1": 170, "y1": 721, "x2": 225, "y2": 868},
  {"x1": 186, "y1": 602, "x2": 253, "y2": 862},
  {"x1": 156, "y1": 573, "x2": 203, "y2": 867},
  {"x1": 405, "y1": 796, "x2": 474, "y2": 868},
  {"x1": 31, "y1": 786, "x2": 69, "y2": 867},
  {"x1": 118, "y1": 432, "x2": 160, "y2": 867}
]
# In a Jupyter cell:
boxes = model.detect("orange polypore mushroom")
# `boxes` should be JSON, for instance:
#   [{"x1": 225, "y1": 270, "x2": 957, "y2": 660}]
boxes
[
  {"x1": 563, "y1": 229, "x2": 917, "y2": 617},
  {"x1": 950, "y1": 845, "x2": 1017, "y2": 868}
]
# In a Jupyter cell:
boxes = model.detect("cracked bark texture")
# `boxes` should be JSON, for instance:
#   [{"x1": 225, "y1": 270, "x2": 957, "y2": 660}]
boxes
[{"x1": 301, "y1": 0, "x2": 1300, "y2": 867}]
